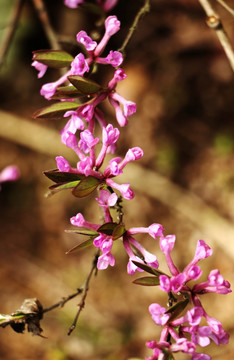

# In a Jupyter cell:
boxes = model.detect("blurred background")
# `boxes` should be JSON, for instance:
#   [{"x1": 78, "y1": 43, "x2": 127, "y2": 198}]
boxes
[{"x1": 0, "y1": 0, "x2": 234, "y2": 359}]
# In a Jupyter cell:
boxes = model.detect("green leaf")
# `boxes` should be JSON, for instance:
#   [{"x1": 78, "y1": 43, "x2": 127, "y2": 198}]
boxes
[
  {"x1": 132, "y1": 261, "x2": 165, "y2": 276},
  {"x1": 98, "y1": 222, "x2": 118, "y2": 236},
  {"x1": 65, "y1": 228, "x2": 99, "y2": 236},
  {"x1": 66, "y1": 238, "x2": 94, "y2": 254},
  {"x1": 133, "y1": 276, "x2": 160, "y2": 286},
  {"x1": 72, "y1": 176, "x2": 102, "y2": 198},
  {"x1": 44, "y1": 170, "x2": 84, "y2": 184},
  {"x1": 33, "y1": 50, "x2": 74, "y2": 68},
  {"x1": 33, "y1": 101, "x2": 79, "y2": 119},
  {"x1": 112, "y1": 224, "x2": 126, "y2": 240},
  {"x1": 51, "y1": 85, "x2": 85, "y2": 100},
  {"x1": 46, "y1": 181, "x2": 80, "y2": 196},
  {"x1": 68, "y1": 75, "x2": 103, "y2": 95},
  {"x1": 166, "y1": 298, "x2": 189, "y2": 323}
]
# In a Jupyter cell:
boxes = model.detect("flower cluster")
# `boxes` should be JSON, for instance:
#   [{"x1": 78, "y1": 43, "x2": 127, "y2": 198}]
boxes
[
  {"x1": 32, "y1": 10, "x2": 231, "y2": 360},
  {"x1": 146, "y1": 238, "x2": 230, "y2": 360}
]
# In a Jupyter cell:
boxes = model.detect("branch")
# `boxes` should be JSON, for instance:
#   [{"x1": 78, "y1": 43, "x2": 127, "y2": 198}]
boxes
[
  {"x1": 0, "y1": 0, "x2": 25, "y2": 68},
  {"x1": 67, "y1": 251, "x2": 99, "y2": 335},
  {"x1": 216, "y1": 0, "x2": 234, "y2": 17},
  {"x1": 31, "y1": 0, "x2": 61, "y2": 49},
  {"x1": 198, "y1": 0, "x2": 234, "y2": 72},
  {"x1": 42, "y1": 289, "x2": 83, "y2": 314},
  {"x1": 118, "y1": 0, "x2": 150, "y2": 55}
]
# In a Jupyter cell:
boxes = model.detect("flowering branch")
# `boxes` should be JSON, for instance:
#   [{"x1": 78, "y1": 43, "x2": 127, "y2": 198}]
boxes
[{"x1": 1, "y1": 2, "x2": 230, "y2": 359}]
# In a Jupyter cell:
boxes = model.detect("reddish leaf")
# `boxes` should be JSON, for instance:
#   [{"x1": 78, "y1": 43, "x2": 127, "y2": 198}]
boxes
[{"x1": 72, "y1": 176, "x2": 102, "y2": 198}]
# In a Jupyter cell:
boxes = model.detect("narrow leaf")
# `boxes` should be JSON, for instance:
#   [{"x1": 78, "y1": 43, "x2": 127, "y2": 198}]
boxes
[
  {"x1": 51, "y1": 85, "x2": 85, "y2": 100},
  {"x1": 65, "y1": 228, "x2": 99, "y2": 236},
  {"x1": 132, "y1": 261, "x2": 165, "y2": 276},
  {"x1": 66, "y1": 238, "x2": 94, "y2": 254},
  {"x1": 47, "y1": 181, "x2": 80, "y2": 195},
  {"x1": 44, "y1": 170, "x2": 84, "y2": 184},
  {"x1": 133, "y1": 276, "x2": 160, "y2": 286},
  {"x1": 33, "y1": 50, "x2": 74, "y2": 68},
  {"x1": 72, "y1": 176, "x2": 102, "y2": 198},
  {"x1": 33, "y1": 101, "x2": 79, "y2": 119},
  {"x1": 166, "y1": 298, "x2": 189, "y2": 323},
  {"x1": 68, "y1": 75, "x2": 103, "y2": 94},
  {"x1": 112, "y1": 224, "x2": 126, "y2": 240},
  {"x1": 98, "y1": 222, "x2": 118, "y2": 236}
]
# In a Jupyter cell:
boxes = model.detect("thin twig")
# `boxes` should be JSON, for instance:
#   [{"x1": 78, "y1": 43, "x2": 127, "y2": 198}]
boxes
[
  {"x1": 67, "y1": 251, "x2": 99, "y2": 335},
  {"x1": 31, "y1": 0, "x2": 61, "y2": 49},
  {"x1": 42, "y1": 289, "x2": 83, "y2": 314},
  {"x1": 198, "y1": 0, "x2": 234, "y2": 71},
  {"x1": 0, "y1": 0, "x2": 25, "y2": 68},
  {"x1": 118, "y1": 0, "x2": 150, "y2": 55},
  {"x1": 216, "y1": 0, "x2": 234, "y2": 17}
]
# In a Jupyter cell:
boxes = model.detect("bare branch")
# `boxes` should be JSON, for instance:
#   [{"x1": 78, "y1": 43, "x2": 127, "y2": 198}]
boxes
[
  {"x1": 118, "y1": 0, "x2": 150, "y2": 55},
  {"x1": 42, "y1": 289, "x2": 83, "y2": 314},
  {"x1": 67, "y1": 251, "x2": 99, "y2": 335},
  {"x1": 216, "y1": 0, "x2": 234, "y2": 17},
  {"x1": 198, "y1": 0, "x2": 234, "y2": 72},
  {"x1": 31, "y1": 0, "x2": 61, "y2": 49}
]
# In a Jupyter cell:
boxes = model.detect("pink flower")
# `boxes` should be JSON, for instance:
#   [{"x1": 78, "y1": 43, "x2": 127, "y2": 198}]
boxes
[
  {"x1": 76, "y1": 31, "x2": 97, "y2": 51},
  {"x1": 70, "y1": 212, "x2": 99, "y2": 231},
  {"x1": 0, "y1": 165, "x2": 20, "y2": 192},
  {"x1": 96, "y1": 0, "x2": 118, "y2": 11},
  {"x1": 97, "y1": 50, "x2": 123, "y2": 67},
  {"x1": 103, "y1": 157, "x2": 122, "y2": 177},
  {"x1": 159, "y1": 275, "x2": 171, "y2": 292},
  {"x1": 149, "y1": 303, "x2": 170, "y2": 326},
  {"x1": 148, "y1": 223, "x2": 164, "y2": 238},
  {"x1": 187, "y1": 307, "x2": 204, "y2": 326},
  {"x1": 40, "y1": 82, "x2": 57, "y2": 99},
  {"x1": 65, "y1": 132, "x2": 78, "y2": 149},
  {"x1": 170, "y1": 273, "x2": 186, "y2": 293},
  {"x1": 105, "y1": 178, "x2": 134, "y2": 200},
  {"x1": 159, "y1": 234, "x2": 176, "y2": 253},
  {"x1": 64, "y1": 0, "x2": 84, "y2": 8},
  {"x1": 102, "y1": 124, "x2": 120, "y2": 146},
  {"x1": 79, "y1": 130, "x2": 99, "y2": 153},
  {"x1": 105, "y1": 15, "x2": 120, "y2": 36},
  {"x1": 94, "y1": 16, "x2": 121, "y2": 56},
  {"x1": 77, "y1": 157, "x2": 93, "y2": 176},
  {"x1": 55, "y1": 156, "x2": 71, "y2": 172},
  {"x1": 195, "y1": 240, "x2": 213, "y2": 261},
  {"x1": 71, "y1": 53, "x2": 89, "y2": 76},
  {"x1": 95, "y1": 189, "x2": 117, "y2": 208},
  {"x1": 32, "y1": 61, "x2": 47, "y2": 78},
  {"x1": 0, "y1": 165, "x2": 20, "y2": 183},
  {"x1": 97, "y1": 252, "x2": 115, "y2": 269}
]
